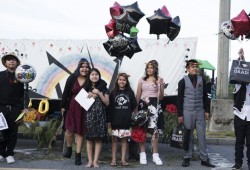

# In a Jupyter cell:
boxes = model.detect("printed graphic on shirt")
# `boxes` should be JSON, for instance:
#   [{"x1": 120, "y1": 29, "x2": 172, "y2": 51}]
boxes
[{"x1": 115, "y1": 93, "x2": 130, "y2": 109}]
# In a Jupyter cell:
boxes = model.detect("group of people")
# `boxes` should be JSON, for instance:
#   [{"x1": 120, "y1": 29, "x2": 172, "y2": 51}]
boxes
[
  {"x1": 61, "y1": 58, "x2": 165, "y2": 167},
  {"x1": 60, "y1": 57, "x2": 216, "y2": 168},
  {"x1": 0, "y1": 50, "x2": 249, "y2": 170}
]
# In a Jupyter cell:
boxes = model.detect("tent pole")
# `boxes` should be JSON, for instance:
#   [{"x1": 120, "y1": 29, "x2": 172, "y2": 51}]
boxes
[{"x1": 212, "y1": 70, "x2": 215, "y2": 85}]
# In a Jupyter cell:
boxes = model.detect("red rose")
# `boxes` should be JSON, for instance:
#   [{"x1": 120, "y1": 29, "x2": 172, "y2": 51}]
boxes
[
  {"x1": 165, "y1": 104, "x2": 177, "y2": 114},
  {"x1": 131, "y1": 127, "x2": 146, "y2": 142}
]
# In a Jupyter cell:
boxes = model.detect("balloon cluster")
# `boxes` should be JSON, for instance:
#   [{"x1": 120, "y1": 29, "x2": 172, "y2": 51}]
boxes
[
  {"x1": 103, "y1": 1, "x2": 143, "y2": 59},
  {"x1": 147, "y1": 6, "x2": 181, "y2": 41},
  {"x1": 221, "y1": 9, "x2": 250, "y2": 40}
]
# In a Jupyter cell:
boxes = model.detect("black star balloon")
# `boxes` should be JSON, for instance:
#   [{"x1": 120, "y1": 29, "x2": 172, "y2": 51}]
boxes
[
  {"x1": 124, "y1": 37, "x2": 142, "y2": 59},
  {"x1": 103, "y1": 34, "x2": 141, "y2": 59},
  {"x1": 103, "y1": 34, "x2": 129, "y2": 59},
  {"x1": 122, "y1": 1, "x2": 145, "y2": 22},
  {"x1": 147, "y1": 8, "x2": 171, "y2": 37},
  {"x1": 166, "y1": 16, "x2": 181, "y2": 41},
  {"x1": 103, "y1": 40, "x2": 124, "y2": 59},
  {"x1": 113, "y1": 11, "x2": 137, "y2": 34}
]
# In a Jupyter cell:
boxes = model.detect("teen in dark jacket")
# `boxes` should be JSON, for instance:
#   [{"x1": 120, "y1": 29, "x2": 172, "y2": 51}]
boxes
[
  {"x1": 61, "y1": 58, "x2": 107, "y2": 165},
  {"x1": 0, "y1": 52, "x2": 23, "y2": 164}
]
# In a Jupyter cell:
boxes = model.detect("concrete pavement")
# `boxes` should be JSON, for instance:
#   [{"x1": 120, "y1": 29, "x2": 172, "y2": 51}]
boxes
[{"x1": 0, "y1": 137, "x2": 238, "y2": 170}]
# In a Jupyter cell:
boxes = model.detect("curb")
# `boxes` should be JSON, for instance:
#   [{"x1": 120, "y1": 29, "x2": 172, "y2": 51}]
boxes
[
  {"x1": 146, "y1": 137, "x2": 235, "y2": 145},
  {"x1": 17, "y1": 135, "x2": 236, "y2": 146},
  {"x1": 206, "y1": 137, "x2": 235, "y2": 145}
]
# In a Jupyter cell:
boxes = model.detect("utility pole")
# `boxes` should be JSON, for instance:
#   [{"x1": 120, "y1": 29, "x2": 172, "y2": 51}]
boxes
[
  {"x1": 216, "y1": 0, "x2": 230, "y2": 99},
  {"x1": 209, "y1": 0, "x2": 233, "y2": 132}
]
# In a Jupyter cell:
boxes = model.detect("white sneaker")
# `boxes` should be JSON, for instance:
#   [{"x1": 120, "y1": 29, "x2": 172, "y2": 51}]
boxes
[
  {"x1": 152, "y1": 153, "x2": 163, "y2": 165},
  {"x1": 6, "y1": 156, "x2": 15, "y2": 164},
  {"x1": 140, "y1": 152, "x2": 147, "y2": 164},
  {"x1": 0, "y1": 155, "x2": 4, "y2": 162}
]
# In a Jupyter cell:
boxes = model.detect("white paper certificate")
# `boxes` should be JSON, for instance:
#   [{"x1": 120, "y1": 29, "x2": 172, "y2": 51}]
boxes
[
  {"x1": 75, "y1": 88, "x2": 95, "y2": 111},
  {"x1": 0, "y1": 112, "x2": 8, "y2": 130}
]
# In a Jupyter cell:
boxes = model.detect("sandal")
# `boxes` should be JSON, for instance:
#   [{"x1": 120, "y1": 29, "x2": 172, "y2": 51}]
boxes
[
  {"x1": 93, "y1": 164, "x2": 100, "y2": 168},
  {"x1": 110, "y1": 162, "x2": 117, "y2": 166},
  {"x1": 121, "y1": 162, "x2": 129, "y2": 166},
  {"x1": 85, "y1": 164, "x2": 92, "y2": 168}
]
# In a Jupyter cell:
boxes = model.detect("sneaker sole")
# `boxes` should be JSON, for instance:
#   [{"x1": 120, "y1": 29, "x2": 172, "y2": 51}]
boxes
[
  {"x1": 140, "y1": 161, "x2": 147, "y2": 165},
  {"x1": 7, "y1": 161, "x2": 15, "y2": 164},
  {"x1": 153, "y1": 160, "x2": 163, "y2": 165}
]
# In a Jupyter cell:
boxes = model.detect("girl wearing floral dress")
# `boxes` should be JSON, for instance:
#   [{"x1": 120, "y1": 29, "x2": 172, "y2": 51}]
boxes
[
  {"x1": 135, "y1": 60, "x2": 165, "y2": 165},
  {"x1": 108, "y1": 73, "x2": 137, "y2": 166},
  {"x1": 85, "y1": 68, "x2": 109, "y2": 168}
]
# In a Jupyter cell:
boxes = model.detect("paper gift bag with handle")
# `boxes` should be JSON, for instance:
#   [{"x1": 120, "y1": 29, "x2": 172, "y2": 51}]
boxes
[
  {"x1": 170, "y1": 123, "x2": 190, "y2": 151},
  {"x1": 229, "y1": 60, "x2": 250, "y2": 84}
]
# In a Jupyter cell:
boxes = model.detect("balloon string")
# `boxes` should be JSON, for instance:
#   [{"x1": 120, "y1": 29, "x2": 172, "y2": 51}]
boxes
[{"x1": 215, "y1": 31, "x2": 223, "y2": 35}]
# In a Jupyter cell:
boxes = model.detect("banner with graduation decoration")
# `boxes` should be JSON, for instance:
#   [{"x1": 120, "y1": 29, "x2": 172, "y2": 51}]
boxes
[{"x1": 0, "y1": 38, "x2": 197, "y2": 98}]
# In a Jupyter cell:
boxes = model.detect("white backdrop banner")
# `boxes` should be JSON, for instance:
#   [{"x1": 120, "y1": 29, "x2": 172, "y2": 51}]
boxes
[{"x1": 0, "y1": 38, "x2": 197, "y2": 99}]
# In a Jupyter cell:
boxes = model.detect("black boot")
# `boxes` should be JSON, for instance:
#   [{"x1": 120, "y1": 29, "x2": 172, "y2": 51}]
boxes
[
  {"x1": 182, "y1": 158, "x2": 190, "y2": 167},
  {"x1": 63, "y1": 147, "x2": 72, "y2": 158},
  {"x1": 75, "y1": 153, "x2": 82, "y2": 165},
  {"x1": 201, "y1": 159, "x2": 216, "y2": 168}
]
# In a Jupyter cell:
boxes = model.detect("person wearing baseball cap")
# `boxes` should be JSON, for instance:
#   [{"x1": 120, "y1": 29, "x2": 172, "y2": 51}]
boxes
[{"x1": 0, "y1": 52, "x2": 24, "y2": 164}]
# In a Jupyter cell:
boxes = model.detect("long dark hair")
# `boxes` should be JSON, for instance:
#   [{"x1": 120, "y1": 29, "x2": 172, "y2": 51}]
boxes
[
  {"x1": 111, "y1": 73, "x2": 131, "y2": 96},
  {"x1": 85, "y1": 68, "x2": 102, "y2": 92},
  {"x1": 143, "y1": 60, "x2": 159, "y2": 81},
  {"x1": 73, "y1": 58, "x2": 91, "y2": 77}
]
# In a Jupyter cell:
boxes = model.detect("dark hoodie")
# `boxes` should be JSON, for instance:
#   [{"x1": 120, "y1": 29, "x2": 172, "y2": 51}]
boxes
[{"x1": 108, "y1": 88, "x2": 137, "y2": 129}]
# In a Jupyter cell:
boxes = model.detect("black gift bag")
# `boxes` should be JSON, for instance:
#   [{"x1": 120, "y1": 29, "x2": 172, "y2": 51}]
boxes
[
  {"x1": 170, "y1": 123, "x2": 190, "y2": 151},
  {"x1": 229, "y1": 60, "x2": 250, "y2": 84}
]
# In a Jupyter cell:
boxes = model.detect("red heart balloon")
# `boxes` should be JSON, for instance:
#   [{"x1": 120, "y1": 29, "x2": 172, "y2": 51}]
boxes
[
  {"x1": 110, "y1": 2, "x2": 123, "y2": 18},
  {"x1": 231, "y1": 9, "x2": 250, "y2": 36}
]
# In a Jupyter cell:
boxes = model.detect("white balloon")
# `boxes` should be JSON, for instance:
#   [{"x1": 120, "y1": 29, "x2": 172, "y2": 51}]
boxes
[
  {"x1": 15, "y1": 64, "x2": 36, "y2": 83},
  {"x1": 221, "y1": 21, "x2": 238, "y2": 40}
]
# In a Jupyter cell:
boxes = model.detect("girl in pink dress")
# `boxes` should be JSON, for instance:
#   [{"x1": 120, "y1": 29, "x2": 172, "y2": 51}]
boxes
[{"x1": 135, "y1": 60, "x2": 165, "y2": 166}]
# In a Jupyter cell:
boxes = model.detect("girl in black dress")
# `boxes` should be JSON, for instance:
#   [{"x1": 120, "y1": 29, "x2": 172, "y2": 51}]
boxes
[{"x1": 85, "y1": 68, "x2": 109, "y2": 168}]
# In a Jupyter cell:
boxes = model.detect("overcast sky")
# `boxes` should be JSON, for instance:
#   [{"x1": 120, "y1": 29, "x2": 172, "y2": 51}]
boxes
[{"x1": 0, "y1": 0, "x2": 249, "y2": 76}]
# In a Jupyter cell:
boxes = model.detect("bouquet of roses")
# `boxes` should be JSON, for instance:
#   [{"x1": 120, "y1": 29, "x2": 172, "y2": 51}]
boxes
[{"x1": 163, "y1": 104, "x2": 178, "y2": 141}]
